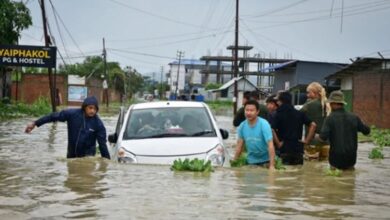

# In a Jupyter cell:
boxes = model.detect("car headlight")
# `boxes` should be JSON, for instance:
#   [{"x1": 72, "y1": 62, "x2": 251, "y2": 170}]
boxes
[
  {"x1": 117, "y1": 147, "x2": 137, "y2": 164},
  {"x1": 206, "y1": 144, "x2": 225, "y2": 166}
]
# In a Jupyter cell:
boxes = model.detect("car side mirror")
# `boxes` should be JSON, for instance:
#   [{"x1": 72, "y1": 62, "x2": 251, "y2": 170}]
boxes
[
  {"x1": 219, "y1": 129, "x2": 229, "y2": 140},
  {"x1": 108, "y1": 133, "x2": 118, "y2": 143}
]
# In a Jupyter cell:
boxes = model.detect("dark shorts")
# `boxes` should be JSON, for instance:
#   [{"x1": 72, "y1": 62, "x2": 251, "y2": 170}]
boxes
[{"x1": 280, "y1": 153, "x2": 303, "y2": 165}]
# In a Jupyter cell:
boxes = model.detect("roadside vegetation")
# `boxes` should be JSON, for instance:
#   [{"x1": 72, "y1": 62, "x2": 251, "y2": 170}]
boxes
[
  {"x1": 0, "y1": 97, "x2": 51, "y2": 120},
  {"x1": 359, "y1": 126, "x2": 389, "y2": 159},
  {"x1": 205, "y1": 100, "x2": 233, "y2": 111}
]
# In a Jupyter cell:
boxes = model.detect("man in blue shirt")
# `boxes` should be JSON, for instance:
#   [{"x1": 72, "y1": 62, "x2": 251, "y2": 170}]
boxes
[{"x1": 233, "y1": 99, "x2": 275, "y2": 170}]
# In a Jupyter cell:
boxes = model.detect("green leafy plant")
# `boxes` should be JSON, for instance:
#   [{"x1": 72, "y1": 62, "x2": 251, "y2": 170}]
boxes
[
  {"x1": 369, "y1": 147, "x2": 384, "y2": 159},
  {"x1": 230, "y1": 153, "x2": 247, "y2": 167},
  {"x1": 325, "y1": 168, "x2": 342, "y2": 177},
  {"x1": 171, "y1": 158, "x2": 213, "y2": 172},
  {"x1": 0, "y1": 96, "x2": 51, "y2": 120},
  {"x1": 275, "y1": 156, "x2": 286, "y2": 170},
  {"x1": 370, "y1": 126, "x2": 390, "y2": 147}
]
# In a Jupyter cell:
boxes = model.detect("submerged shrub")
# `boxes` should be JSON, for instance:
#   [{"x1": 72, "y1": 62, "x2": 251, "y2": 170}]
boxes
[
  {"x1": 230, "y1": 153, "x2": 247, "y2": 167},
  {"x1": 171, "y1": 158, "x2": 213, "y2": 172},
  {"x1": 325, "y1": 168, "x2": 342, "y2": 177},
  {"x1": 369, "y1": 147, "x2": 384, "y2": 159}
]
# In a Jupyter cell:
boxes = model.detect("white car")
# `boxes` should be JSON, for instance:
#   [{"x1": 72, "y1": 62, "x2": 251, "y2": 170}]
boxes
[{"x1": 108, "y1": 101, "x2": 229, "y2": 166}]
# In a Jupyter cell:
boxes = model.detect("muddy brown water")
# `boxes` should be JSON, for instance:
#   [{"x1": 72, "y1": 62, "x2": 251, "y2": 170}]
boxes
[{"x1": 0, "y1": 115, "x2": 389, "y2": 219}]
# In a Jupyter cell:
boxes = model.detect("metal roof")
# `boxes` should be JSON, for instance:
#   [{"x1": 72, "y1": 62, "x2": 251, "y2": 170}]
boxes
[
  {"x1": 259, "y1": 60, "x2": 298, "y2": 72},
  {"x1": 168, "y1": 59, "x2": 230, "y2": 66},
  {"x1": 211, "y1": 76, "x2": 256, "y2": 92},
  {"x1": 326, "y1": 57, "x2": 390, "y2": 79}
]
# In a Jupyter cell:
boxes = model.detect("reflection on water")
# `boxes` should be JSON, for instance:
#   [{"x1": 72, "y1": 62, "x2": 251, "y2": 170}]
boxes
[{"x1": 0, "y1": 116, "x2": 389, "y2": 219}]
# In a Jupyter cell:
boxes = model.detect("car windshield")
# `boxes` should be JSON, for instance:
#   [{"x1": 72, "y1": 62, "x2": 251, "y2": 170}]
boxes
[{"x1": 123, "y1": 106, "x2": 216, "y2": 139}]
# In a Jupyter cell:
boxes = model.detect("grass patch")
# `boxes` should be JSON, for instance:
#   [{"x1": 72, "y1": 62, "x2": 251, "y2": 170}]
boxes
[
  {"x1": 370, "y1": 127, "x2": 390, "y2": 147},
  {"x1": 171, "y1": 158, "x2": 213, "y2": 172},
  {"x1": 325, "y1": 168, "x2": 342, "y2": 177},
  {"x1": 358, "y1": 126, "x2": 390, "y2": 147},
  {"x1": 205, "y1": 100, "x2": 233, "y2": 111},
  {"x1": 0, "y1": 96, "x2": 51, "y2": 120},
  {"x1": 369, "y1": 147, "x2": 384, "y2": 159}
]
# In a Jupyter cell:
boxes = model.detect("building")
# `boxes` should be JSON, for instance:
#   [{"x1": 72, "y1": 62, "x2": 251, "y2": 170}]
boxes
[
  {"x1": 267, "y1": 60, "x2": 346, "y2": 104},
  {"x1": 167, "y1": 59, "x2": 231, "y2": 97},
  {"x1": 207, "y1": 76, "x2": 258, "y2": 102},
  {"x1": 326, "y1": 57, "x2": 390, "y2": 128},
  {"x1": 11, "y1": 73, "x2": 121, "y2": 106}
]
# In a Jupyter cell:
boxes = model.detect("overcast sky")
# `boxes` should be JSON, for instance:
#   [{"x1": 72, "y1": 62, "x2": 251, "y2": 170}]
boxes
[{"x1": 20, "y1": 0, "x2": 390, "y2": 75}]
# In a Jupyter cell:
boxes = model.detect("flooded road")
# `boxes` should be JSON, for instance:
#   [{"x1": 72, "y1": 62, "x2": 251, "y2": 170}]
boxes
[{"x1": 0, "y1": 115, "x2": 389, "y2": 219}]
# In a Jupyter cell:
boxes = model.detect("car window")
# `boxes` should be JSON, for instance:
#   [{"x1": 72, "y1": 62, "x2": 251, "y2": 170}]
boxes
[{"x1": 123, "y1": 107, "x2": 215, "y2": 139}]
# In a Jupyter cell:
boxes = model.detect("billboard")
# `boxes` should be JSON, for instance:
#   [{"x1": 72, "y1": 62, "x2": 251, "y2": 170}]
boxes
[
  {"x1": 0, "y1": 45, "x2": 57, "y2": 68},
  {"x1": 68, "y1": 86, "x2": 88, "y2": 102}
]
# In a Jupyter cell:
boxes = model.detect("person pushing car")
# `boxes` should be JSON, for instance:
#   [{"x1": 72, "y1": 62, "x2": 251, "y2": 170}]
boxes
[{"x1": 25, "y1": 96, "x2": 110, "y2": 159}]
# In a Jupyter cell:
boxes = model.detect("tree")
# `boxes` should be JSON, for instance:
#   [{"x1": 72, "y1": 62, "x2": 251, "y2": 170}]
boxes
[
  {"x1": 0, "y1": 0, "x2": 32, "y2": 44},
  {"x1": 1, "y1": 0, "x2": 32, "y2": 99}
]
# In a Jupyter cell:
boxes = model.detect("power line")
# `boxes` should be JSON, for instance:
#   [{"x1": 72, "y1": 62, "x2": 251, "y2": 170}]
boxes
[
  {"x1": 48, "y1": 0, "x2": 70, "y2": 61},
  {"x1": 120, "y1": 31, "x2": 231, "y2": 50},
  {"x1": 46, "y1": 1, "x2": 85, "y2": 57},
  {"x1": 243, "y1": 2, "x2": 390, "y2": 31},
  {"x1": 107, "y1": 0, "x2": 209, "y2": 29},
  {"x1": 243, "y1": 0, "x2": 389, "y2": 18},
  {"x1": 108, "y1": 48, "x2": 176, "y2": 60},
  {"x1": 109, "y1": 50, "x2": 162, "y2": 65},
  {"x1": 245, "y1": 0, "x2": 309, "y2": 18}
]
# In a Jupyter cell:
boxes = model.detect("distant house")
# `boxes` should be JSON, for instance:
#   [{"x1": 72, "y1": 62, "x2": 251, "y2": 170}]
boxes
[
  {"x1": 167, "y1": 59, "x2": 231, "y2": 96},
  {"x1": 266, "y1": 60, "x2": 345, "y2": 104},
  {"x1": 208, "y1": 76, "x2": 258, "y2": 102},
  {"x1": 326, "y1": 57, "x2": 390, "y2": 128}
]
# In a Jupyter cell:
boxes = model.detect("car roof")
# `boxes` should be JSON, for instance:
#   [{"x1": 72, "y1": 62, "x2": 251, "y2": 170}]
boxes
[{"x1": 131, "y1": 101, "x2": 207, "y2": 110}]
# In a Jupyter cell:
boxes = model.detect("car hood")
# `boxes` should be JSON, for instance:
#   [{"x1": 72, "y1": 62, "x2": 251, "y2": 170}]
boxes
[{"x1": 120, "y1": 137, "x2": 221, "y2": 156}]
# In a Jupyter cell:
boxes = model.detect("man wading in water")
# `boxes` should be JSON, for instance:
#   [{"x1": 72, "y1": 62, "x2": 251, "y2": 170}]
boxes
[{"x1": 25, "y1": 96, "x2": 110, "y2": 159}]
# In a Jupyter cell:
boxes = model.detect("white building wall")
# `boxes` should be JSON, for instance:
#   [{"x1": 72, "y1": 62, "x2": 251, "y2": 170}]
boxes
[
  {"x1": 169, "y1": 64, "x2": 186, "y2": 93},
  {"x1": 341, "y1": 76, "x2": 353, "y2": 90}
]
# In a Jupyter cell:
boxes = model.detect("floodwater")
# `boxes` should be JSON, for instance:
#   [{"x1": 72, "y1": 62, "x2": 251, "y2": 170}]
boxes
[{"x1": 0, "y1": 113, "x2": 389, "y2": 219}]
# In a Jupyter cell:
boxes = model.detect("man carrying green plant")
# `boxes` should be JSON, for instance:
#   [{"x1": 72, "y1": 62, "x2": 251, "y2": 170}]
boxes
[
  {"x1": 319, "y1": 90, "x2": 370, "y2": 170},
  {"x1": 232, "y1": 99, "x2": 275, "y2": 170}
]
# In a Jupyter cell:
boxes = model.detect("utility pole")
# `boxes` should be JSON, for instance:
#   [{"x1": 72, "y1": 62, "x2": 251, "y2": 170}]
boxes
[
  {"x1": 160, "y1": 66, "x2": 164, "y2": 99},
  {"x1": 233, "y1": 0, "x2": 239, "y2": 114},
  {"x1": 175, "y1": 51, "x2": 184, "y2": 99},
  {"x1": 102, "y1": 38, "x2": 109, "y2": 108},
  {"x1": 40, "y1": 0, "x2": 56, "y2": 112}
]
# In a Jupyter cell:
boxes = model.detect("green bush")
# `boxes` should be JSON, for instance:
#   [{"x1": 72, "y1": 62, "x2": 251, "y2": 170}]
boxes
[
  {"x1": 171, "y1": 158, "x2": 213, "y2": 172},
  {"x1": 0, "y1": 96, "x2": 51, "y2": 120},
  {"x1": 325, "y1": 168, "x2": 342, "y2": 177},
  {"x1": 230, "y1": 153, "x2": 247, "y2": 167},
  {"x1": 370, "y1": 126, "x2": 390, "y2": 147},
  {"x1": 275, "y1": 156, "x2": 286, "y2": 170},
  {"x1": 369, "y1": 147, "x2": 384, "y2": 159}
]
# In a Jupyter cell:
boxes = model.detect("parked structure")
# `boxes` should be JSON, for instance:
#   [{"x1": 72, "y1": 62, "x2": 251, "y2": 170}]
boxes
[
  {"x1": 326, "y1": 57, "x2": 390, "y2": 128},
  {"x1": 207, "y1": 76, "x2": 259, "y2": 102},
  {"x1": 267, "y1": 60, "x2": 345, "y2": 105}
]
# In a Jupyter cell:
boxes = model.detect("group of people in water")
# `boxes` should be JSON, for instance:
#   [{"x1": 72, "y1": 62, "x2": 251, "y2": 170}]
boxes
[
  {"x1": 232, "y1": 82, "x2": 371, "y2": 171},
  {"x1": 24, "y1": 82, "x2": 371, "y2": 172}
]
